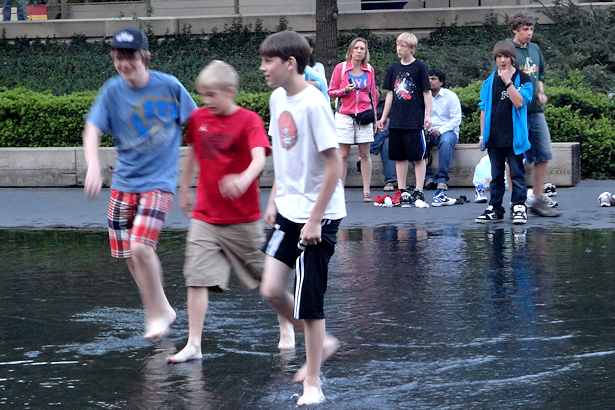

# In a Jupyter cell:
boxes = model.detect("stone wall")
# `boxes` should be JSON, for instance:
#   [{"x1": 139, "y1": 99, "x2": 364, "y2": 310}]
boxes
[{"x1": 0, "y1": 143, "x2": 581, "y2": 188}]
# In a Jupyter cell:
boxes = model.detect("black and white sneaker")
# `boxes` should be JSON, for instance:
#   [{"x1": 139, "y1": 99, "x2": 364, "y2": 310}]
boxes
[
  {"x1": 543, "y1": 183, "x2": 557, "y2": 197},
  {"x1": 511, "y1": 204, "x2": 528, "y2": 224},
  {"x1": 411, "y1": 188, "x2": 429, "y2": 208},
  {"x1": 475, "y1": 205, "x2": 504, "y2": 223},
  {"x1": 400, "y1": 190, "x2": 412, "y2": 208}
]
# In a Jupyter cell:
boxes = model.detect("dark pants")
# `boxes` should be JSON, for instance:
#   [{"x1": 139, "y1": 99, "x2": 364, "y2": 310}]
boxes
[
  {"x1": 370, "y1": 124, "x2": 397, "y2": 184},
  {"x1": 487, "y1": 147, "x2": 527, "y2": 215}
]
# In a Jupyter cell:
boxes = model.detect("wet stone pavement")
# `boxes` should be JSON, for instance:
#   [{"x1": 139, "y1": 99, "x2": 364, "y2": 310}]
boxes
[{"x1": 1, "y1": 183, "x2": 615, "y2": 409}]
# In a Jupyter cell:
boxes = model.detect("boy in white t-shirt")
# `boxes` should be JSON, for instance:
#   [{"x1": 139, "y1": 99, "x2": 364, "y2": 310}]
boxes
[{"x1": 259, "y1": 31, "x2": 346, "y2": 406}]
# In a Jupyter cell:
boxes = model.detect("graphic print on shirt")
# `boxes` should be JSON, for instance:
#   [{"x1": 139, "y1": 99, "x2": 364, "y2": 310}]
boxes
[
  {"x1": 348, "y1": 72, "x2": 368, "y2": 90},
  {"x1": 519, "y1": 57, "x2": 538, "y2": 79},
  {"x1": 195, "y1": 128, "x2": 235, "y2": 160},
  {"x1": 278, "y1": 110, "x2": 298, "y2": 150},
  {"x1": 126, "y1": 96, "x2": 180, "y2": 152},
  {"x1": 501, "y1": 89, "x2": 510, "y2": 101},
  {"x1": 393, "y1": 73, "x2": 416, "y2": 101}
]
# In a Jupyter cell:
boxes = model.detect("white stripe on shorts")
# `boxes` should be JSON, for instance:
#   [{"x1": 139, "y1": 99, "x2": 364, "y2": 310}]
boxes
[
  {"x1": 294, "y1": 248, "x2": 305, "y2": 319},
  {"x1": 265, "y1": 224, "x2": 284, "y2": 257}
]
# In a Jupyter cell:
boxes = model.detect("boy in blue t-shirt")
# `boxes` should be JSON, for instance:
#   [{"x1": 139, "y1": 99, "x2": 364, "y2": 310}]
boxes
[{"x1": 83, "y1": 27, "x2": 197, "y2": 339}]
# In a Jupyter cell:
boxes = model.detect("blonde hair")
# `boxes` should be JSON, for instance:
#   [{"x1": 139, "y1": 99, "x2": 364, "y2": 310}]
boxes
[
  {"x1": 344, "y1": 37, "x2": 370, "y2": 65},
  {"x1": 396, "y1": 32, "x2": 418, "y2": 49},
  {"x1": 196, "y1": 60, "x2": 239, "y2": 91}
]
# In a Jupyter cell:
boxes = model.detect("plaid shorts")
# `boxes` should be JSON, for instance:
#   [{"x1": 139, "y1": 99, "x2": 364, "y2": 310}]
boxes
[{"x1": 107, "y1": 189, "x2": 174, "y2": 258}]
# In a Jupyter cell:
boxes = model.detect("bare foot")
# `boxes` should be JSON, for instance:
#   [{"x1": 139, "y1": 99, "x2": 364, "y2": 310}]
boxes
[
  {"x1": 165, "y1": 344, "x2": 203, "y2": 364},
  {"x1": 297, "y1": 383, "x2": 324, "y2": 406},
  {"x1": 293, "y1": 333, "x2": 340, "y2": 383},
  {"x1": 144, "y1": 309, "x2": 176, "y2": 340},
  {"x1": 278, "y1": 319, "x2": 295, "y2": 349}
]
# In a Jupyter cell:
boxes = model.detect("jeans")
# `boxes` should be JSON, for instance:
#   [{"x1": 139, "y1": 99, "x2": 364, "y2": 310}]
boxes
[
  {"x1": 3, "y1": 0, "x2": 26, "y2": 21},
  {"x1": 425, "y1": 130, "x2": 457, "y2": 184},
  {"x1": 525, "y1": 112, "x2": 553, "y2": 163},
  {"x1": 370, "y1": 125, "x2": 396, "y2": 184},
  {"x1": 487, "y1": 147, "x2": 527, "y2": 215}
]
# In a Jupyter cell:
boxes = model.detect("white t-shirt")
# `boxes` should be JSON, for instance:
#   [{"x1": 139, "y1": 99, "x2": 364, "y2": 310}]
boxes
[{"x1": 268, "y1": 85, "x2": 346, "y2": 223}]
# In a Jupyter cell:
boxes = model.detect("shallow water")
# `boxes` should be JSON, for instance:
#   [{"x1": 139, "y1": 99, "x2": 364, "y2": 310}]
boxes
[{"x1": 0, "y1": 227, "x2": 614, "y2": 409}]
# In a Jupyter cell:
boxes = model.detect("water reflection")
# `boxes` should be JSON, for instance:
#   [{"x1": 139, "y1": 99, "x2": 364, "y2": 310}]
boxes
[{"x1": 0, "y1": 228, "x2": 614, "y2": 409}]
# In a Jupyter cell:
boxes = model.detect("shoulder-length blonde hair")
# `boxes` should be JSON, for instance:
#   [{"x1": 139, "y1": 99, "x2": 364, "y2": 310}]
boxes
[{"x1": 345, "y1": 37, "x2": 370, "y2": 65}]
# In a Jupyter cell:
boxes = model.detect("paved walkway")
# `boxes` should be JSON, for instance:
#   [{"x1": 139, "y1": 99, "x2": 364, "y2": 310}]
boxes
[{"x1": 1, "y1": 180, "x2": 615, "y2": 230}]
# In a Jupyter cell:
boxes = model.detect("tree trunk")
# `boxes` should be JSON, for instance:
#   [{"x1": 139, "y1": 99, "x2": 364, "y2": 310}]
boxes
[{"x1": 315, "y1": 0, "x2": 338, "y2": 81}]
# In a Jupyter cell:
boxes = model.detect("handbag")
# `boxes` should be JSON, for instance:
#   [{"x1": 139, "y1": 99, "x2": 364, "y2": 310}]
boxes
[{"x1": 351, "y1": 109, "x2": 375, "y2": 125}]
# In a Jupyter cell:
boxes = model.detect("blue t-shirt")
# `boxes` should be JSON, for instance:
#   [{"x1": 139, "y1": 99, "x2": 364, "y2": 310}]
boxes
[
  {"x1": 348, "y1": 71, "x2": 368, "y2": 90},
  {"x1": 86, "y1": 71, "x2": 197, "y2": 194}
]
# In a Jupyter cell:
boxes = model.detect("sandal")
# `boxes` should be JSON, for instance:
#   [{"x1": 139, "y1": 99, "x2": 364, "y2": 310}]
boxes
[{"x1": 363, "y1": 192, "x2": 372, "y2": 203}]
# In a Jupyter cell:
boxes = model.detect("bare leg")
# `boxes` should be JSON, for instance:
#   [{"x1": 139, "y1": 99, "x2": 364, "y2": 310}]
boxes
[
  {"x1": 358, "y1": 142, "x2": 372, "y2": 196},
  {"x1": 297, "y1": 319, "x2": 325, "y2": 406},
  {"x1": 126, "y1": 241, "x2": 176, "y2": 339},
  {"x1": 166, "y1": 287, "x2": 208, "y2": 363},
  {"x1": 292, "y1": 332, "x2": 339, "y2": 383},
  {"x1": 277, "y1": 314, "x2": 295, "y2": 349},
  {"x1": 396, "y1": 160, "x2": 409, "y2": 190},
  {"x1": 260, "y1": 256, "x2": 303, "y2": 331},
  {"x1": 413, "y1": 159, "x2": 426, "y2": 191},
  {"x1": 339, "y1": 143, "x2": 351, "y2": 186},
  {"x1": 533, "y1": 161, "x2": 548, "y2": 192},
  {"x1": 260, "y1": 256, "x2": 339, "y2": 374}
]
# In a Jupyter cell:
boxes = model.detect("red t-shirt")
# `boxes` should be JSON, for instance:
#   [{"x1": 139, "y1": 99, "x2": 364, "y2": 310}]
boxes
[{"x1": 185, "y1": 107, "x2": 271, "y2": 224}]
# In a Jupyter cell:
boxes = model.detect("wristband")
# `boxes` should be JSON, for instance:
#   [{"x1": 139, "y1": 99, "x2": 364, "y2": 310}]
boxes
[{"x1": 506, "y1": 81, "x2": 514, "y2": 88}]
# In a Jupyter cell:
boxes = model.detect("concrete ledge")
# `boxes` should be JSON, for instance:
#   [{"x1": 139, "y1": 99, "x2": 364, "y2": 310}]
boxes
[
  {"x1": 343, "y1": 142, "x2": 581, "y2": 188},
  {"x1": 0, "y1": 142, "x2": 580, "y2": 188}
]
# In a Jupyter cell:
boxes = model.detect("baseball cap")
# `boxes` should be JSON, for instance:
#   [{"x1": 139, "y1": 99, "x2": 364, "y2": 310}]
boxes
[{"x1": 111, "y1": 27, "x2": 149, "y2": 51}]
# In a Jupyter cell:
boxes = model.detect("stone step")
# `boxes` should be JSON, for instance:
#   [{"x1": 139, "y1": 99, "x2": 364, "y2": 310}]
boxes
[{"x1": 0, "y1": 142, "x2": 581, "y2": 188}]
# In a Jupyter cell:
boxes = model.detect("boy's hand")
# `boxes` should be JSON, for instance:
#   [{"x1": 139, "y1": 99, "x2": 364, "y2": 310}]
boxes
[
  {"x1": 498, "y1": 69, "x2": 512, "y2": 85},
  {"x1": 179, "y1": 189, "x2": 194, "y2": 217},
  {"x1": 477, "y1": 137, "x2": 484, "y2": 151},
  {"x1": 377, "y1": 118, "x2": 388, "y2": 131},
  {"x1": 84, "y1": 164, "x2": 102, "y2": 199},
  {"x1": 264, "y1": 201, "x2": 277, "y2": 227},
  {"x1": 423, "y1": 114, "x2": 432, "y2": 130},
  {"x1": 538, "y1": 91, "x2": 548, "y2": 106},
  {"x1": 219, "y1": 174, "x2": 250, "y2": 200},
  {"x1": 300, "y1": 220, "x2": 322, "y2": 246}
]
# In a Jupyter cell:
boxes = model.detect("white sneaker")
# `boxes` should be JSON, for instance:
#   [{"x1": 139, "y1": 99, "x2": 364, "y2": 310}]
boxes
[
  {"x1": 511, "y1": 204, "x2": 528, "y2": 224},
  {"x1": 599, "y1": 191, "x2": 614, "y2": 207},
  {"x1": 475, "y1": 184, "x2": 487, "y2": 203}
]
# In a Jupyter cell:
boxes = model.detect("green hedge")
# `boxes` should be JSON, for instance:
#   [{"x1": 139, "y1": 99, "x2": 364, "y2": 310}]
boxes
[{"x1": 2, "y1": 75, "x2": 615, "y2": 178}]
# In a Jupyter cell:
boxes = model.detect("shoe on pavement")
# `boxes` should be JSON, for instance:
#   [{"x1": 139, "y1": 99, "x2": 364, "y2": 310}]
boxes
[
  {"x1": 598, "y1": 191, "x2": 614, "y2": 207},
  {"x1": 383, "y1": 182, "x2": 396, "y2": 191},
  {"x1": 528, "y1": 196, "x2": 561, "y2": 217},
  {"x1": 400, "y1": 190, "x2": 412, "y2": 208},
  {"x1": 391, "y1": 190, "x2": 403, "y2": 207},
  {"x1": 511, "y1": 204, "x2": 528, "y2": 224},
  {"x1": 543, "y1": 183, "x2": 557, "y2": 197},
  {"x1": 374, "y1": 194, "x2": 393, "y2": 207},
  {"x1": 424, "y1": 179, "x2": 436, "y2": 190},
  {"x1": 432, "y1": 189, "x2": 456, "y2": 206},
  {"x1": 475, "y1": 205, "x2": 504, "y2": 223},
  {"x1": 475, "y1": 184, "x2": 488, "y2": 203},
  {"x1": 527, "y1": 189, "x2": 558, "y2": 208},
  {"x1": 411, "y1": 188, "x2": 429, "y2": 208}
]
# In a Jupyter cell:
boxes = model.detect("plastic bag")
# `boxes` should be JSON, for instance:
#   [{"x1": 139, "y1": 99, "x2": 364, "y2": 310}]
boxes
[
  {"x1": 473, "y1": 155, "x2": 492, "y2": 188},
  {"x1": 473, "y1": 155, "x2": 509, "y2": 190}
]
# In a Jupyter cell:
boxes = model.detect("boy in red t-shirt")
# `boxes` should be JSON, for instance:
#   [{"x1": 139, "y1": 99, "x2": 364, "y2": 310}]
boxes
[{"x1": 166, "y1": 60, "x2": 294, "y2": 363}]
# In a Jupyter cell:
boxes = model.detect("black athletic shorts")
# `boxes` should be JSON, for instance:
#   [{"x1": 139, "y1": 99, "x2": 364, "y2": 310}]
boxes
[
  {"x1": 388, "y1": 128, "x2": 427, "y2": 162},
  {"x1": 264, "y1": 213, "x2": 341, "y2": 320}
]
